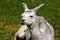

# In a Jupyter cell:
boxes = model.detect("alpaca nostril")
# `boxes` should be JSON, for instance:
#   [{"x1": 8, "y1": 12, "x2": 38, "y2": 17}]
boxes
[
  {"x1": 21, "y1": 19, "x2": 25, "y2": 22},
  {"x1": 21, "y1": 19, "x2": 25, "y2": 25}
]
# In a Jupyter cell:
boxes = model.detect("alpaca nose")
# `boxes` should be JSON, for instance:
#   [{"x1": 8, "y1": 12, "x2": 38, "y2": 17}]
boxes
[
  {"x1": 21, "y1": 19, "x2": 25, "y2": 22},
  {"x1": 21, "y1": 19, "x2": 25, "y2": 25}
]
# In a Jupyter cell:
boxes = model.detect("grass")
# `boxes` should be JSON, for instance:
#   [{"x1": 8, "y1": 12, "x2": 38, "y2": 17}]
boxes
[{"x1": 0, "y1": 0, "x2": 60, "y2": 40}]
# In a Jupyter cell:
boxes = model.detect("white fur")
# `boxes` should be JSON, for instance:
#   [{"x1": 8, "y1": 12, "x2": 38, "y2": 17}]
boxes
[
  {"x1": 21, "y1": 11, "x2": 36, "y2": 25},
  {"x1": 14, "y1": 25, "x2": 28, "y2": 40},
  {"x1": 17, "y1": 25, "x2": 28, "y2": 37},
  {"x1": 21, "y1": 3, "x2": 44, "y2": 25},
  {"x1": 21, "y1": 3, "x2": 54, "y2": 40},
  {"x1": 14, "y1": 3, "x2": 54, "y2": 40}
]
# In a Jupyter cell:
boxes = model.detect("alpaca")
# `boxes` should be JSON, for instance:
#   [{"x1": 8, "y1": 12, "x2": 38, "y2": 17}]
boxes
[{"x1": 20, "y1": 3, "x2": 54, "y2": 40}]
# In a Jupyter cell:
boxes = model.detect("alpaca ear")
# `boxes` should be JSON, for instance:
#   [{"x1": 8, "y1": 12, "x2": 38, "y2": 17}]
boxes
[
  {"x1": 22, "y1": 3, "x2": 29, "y2": 11},
  {"x1": 32, "y1": 3, "x2": 44, "y2": 12}
]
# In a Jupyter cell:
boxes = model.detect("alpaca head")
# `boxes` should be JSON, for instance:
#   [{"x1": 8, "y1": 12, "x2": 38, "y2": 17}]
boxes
[{"x1": 21, "y1": 3, "x2": 44, "y2": 25}]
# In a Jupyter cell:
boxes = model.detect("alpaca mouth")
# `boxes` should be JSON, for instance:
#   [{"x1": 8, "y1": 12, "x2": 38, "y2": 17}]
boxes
[
  {"x1": 16, "y1": 36, "x2": 26, "y2": 40},
  {"x1": 20, "y1": 21, "x2": 26, "y2": 25},
  {"x1": 21, "y1": 22, "x2": 25, "y2": 25}
]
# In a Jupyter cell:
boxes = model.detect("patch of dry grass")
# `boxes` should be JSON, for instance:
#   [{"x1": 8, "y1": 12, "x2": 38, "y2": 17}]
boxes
[{"x1": 0, "y1": 21, "x2": 21, "y2": 40}]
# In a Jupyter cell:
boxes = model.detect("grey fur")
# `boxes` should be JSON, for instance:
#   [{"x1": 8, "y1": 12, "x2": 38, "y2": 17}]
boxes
[
  {"x1": 28, "y1": 16, "x2": 54, "y2": 40},
  {"x1": 21, "y1": 3, "x2": 54, "y2": 40},
  {"x1": 14, "y1": 3, "x2": 54, "y2": 40}
]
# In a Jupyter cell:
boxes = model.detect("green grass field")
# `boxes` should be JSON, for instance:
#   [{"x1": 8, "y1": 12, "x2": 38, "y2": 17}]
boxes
[{"x1": 0, "y1": 0, "x2": 60, "y2": 40}]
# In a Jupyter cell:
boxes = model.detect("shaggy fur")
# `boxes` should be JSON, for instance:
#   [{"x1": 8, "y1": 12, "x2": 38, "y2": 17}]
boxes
[{"x1": 14, "y1": 3, "x2": 54, "y2": 40}]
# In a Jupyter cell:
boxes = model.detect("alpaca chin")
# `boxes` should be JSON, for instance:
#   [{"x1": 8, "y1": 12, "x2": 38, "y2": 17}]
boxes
[
  {"x1": 16, "y1": 36, "x2": 20, "y2": 40},
  {"x1": 16, "y1": 36, "x2": 26, "y2": 40}
]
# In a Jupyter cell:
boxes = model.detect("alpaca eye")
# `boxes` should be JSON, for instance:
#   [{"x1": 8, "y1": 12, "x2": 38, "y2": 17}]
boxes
[{"x1": 30, "y1": 16, "x2": 33, "y2": 18}]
